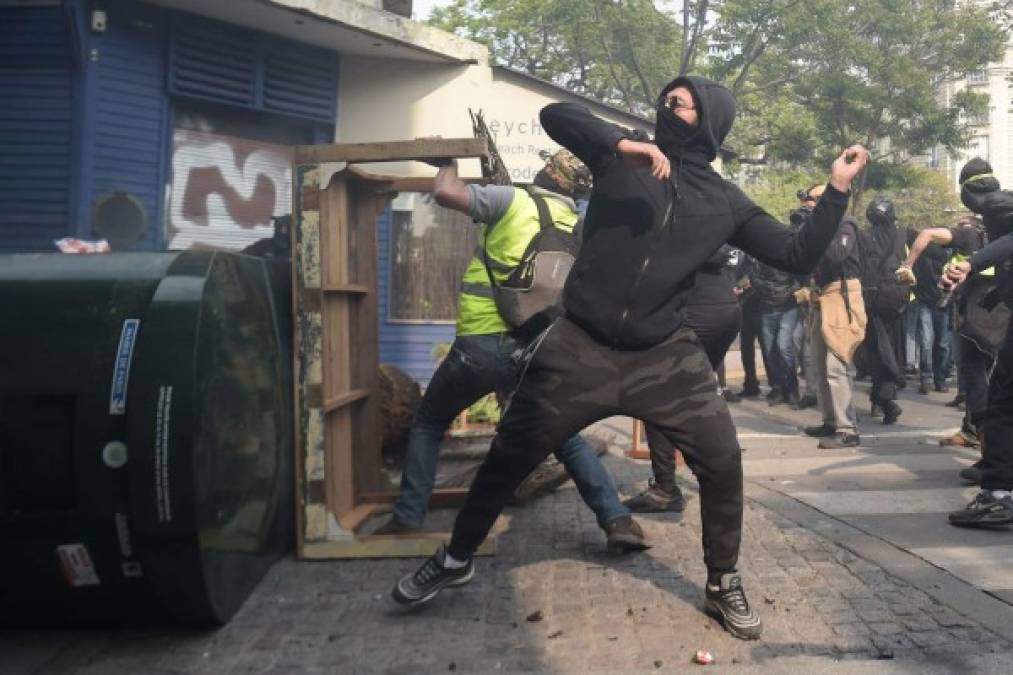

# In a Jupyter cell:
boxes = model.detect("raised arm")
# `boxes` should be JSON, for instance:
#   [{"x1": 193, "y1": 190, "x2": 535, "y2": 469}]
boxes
[
  {"x1": 728, "y1": 146, "x2": 867, "y2": 274},
  {"x1": 902, "y1": 228, "x2": 954, "y2": 268},
  {"x1": 540, "y1": 102, "x2": 629, "y2": 174},
  {"x1": 430, "y1": 159, "x2": 471, "y2": 214}
]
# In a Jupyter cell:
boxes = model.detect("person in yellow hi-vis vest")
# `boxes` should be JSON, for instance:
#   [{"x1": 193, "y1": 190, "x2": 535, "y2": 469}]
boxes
[
  {"x1": 376, "y1": 150, "x2": 647, "y2": 553},
  {"x1": 898, "y1": 216, "x2": 1009, "y2": 481}
]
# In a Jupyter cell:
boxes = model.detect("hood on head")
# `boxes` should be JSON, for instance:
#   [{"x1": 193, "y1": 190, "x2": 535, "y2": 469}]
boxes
[
  {"x1": 657, "y1": 75, "x2": 735, "y2": 162},
  {"x1": 959, "y1": 157, "x2": 993, "y2": 186}
]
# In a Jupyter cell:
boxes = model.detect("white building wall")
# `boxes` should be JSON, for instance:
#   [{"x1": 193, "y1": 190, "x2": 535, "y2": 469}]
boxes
[{"x1": 937, "y1": 4, "x2": 1013, "y2": 191}]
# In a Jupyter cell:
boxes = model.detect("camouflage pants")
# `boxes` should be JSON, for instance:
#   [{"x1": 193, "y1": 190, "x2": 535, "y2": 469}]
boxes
[{"x1": 448, "y1": 316, "x2": 744, "y2": 575}]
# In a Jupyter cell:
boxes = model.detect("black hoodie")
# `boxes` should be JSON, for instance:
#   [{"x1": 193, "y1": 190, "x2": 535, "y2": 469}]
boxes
[
  {"x1": 959, "y1": 158, "x2": 1013, "y2": 302},
  {"x1": 540, "y1": 75, "x2": 850, "y2": 349}
]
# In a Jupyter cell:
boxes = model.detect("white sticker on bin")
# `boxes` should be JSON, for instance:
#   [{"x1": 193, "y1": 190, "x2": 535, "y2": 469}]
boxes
[
  {"x1": 109, "y1": 318, "x2": 140, "y2": 415},
  {"x1": 56, "y1": 544, "x2": 101, "y2": 588}
]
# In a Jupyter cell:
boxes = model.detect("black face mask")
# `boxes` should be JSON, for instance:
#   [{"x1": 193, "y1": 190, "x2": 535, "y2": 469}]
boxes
[{"x1": 655, "y1": 103, "x2": 700, "y2": 155}]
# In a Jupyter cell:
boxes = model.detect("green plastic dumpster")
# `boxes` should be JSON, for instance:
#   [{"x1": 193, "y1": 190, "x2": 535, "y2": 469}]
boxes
[{"x1": 0, "y1": 251, "x2": 293, "y2": 626}]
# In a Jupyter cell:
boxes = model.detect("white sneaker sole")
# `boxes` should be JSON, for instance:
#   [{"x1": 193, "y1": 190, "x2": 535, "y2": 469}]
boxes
[{"x1": 392, "y1": 564, "x2": 475, "y2": 607}]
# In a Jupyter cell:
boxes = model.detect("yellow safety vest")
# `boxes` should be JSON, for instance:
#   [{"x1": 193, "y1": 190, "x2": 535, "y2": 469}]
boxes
[
  {"x1": 457, "y1": 188, "x2": 578, "y2": 335},
  {"x1": 950, "y1": 252, "x2": 995, "y2": 277}
]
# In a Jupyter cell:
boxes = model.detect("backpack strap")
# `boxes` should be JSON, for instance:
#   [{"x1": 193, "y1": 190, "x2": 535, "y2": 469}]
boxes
[{"x1": 529, "y1": 193, "x2": 554, "y2": 232}]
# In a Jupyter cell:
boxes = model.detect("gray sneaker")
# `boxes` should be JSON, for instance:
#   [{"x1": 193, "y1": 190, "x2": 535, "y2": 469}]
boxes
[
  {"x1": 622, "y1": 481, "x2": 686, "y2": 513},
  {"x1": 704, "y1": 573, "x2": 762, "y2": 640},
  {"x1": 949, "y1": 490, "x2": 1013, "y2": 528},
  {"x1": 391, "y1": 544, "x2": 474, "y2": 607},
  {"x1": 818, "y1": 432, "x2": 861, "y2": 449}
]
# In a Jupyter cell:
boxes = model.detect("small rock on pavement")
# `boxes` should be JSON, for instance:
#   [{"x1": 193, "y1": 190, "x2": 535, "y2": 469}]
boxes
[
  {"x1": 548, "y1": 630, "x2": 564, "y2": 639},
  {"x1": 654, "y1": 659, "x2": 663, "y2": 668},
  {"x1": 526, "y1": 610, "x2": 544, "y2": 623}
]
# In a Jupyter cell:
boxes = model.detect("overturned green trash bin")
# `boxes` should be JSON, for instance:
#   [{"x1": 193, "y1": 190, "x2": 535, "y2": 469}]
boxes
[{"x1": 0, "y1": 251, "x2": 293, "y2": 626}]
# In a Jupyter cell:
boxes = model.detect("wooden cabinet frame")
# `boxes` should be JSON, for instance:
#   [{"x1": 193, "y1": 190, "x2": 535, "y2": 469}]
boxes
[{"x1": 291, "y1": 138, "x2": 499, "y2": 559}]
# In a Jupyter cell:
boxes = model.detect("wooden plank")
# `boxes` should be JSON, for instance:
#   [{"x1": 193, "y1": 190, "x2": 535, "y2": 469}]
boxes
[
  {"x1": 323, "y1": 388, "x2": 370, "y2": 413},
  {"x1": 301, "y1": 533, "x2": 497, "y2": 559},
  {"x1": 294, "y1": 137, "x2": 489, "y2": 165},
  {"x1": 323, "y1": 283, "x2": 369, "y2": 295},
  {"x1": 360, "y1": 488, "x2": 471, "y2": 508},
  {"x1": 336, "y1": 502, "x2": 383, "y2": 532}
]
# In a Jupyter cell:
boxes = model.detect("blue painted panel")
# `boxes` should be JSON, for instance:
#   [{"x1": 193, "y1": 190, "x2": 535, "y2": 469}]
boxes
[
  {"x1": 169, "y1": 13, "x2": 338, "y2": 125},
  {"x1": 88, "y1": 1, "x2": 169, "y2": 250},
  {"x1": 0, "y1": 7, "x2": 73, "y2": 251},
  {"x1": 376, "y1": 206, "x2": 456, "y2": 387}
]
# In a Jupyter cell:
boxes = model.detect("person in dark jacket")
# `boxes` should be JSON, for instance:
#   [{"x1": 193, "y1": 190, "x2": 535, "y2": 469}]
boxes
[
  {"x1": 938, "y1": 159, "x2": 1013, "y2": 527},
  {"x1": 898, "y1": 216, "x2": 1007, "y2": 476},
  {"x1": 627, "y1": 245, "x2": 745, "y2": 514},
  {"x1": 751, "y1": 251, "x2": 803, "y2": 407},
  {"x1": 391, "y1": 75, "x2": 867, "y2": 641},
  {"x1": 904, "y1": 228, "x2": 952, "y2": 394},
  {"x1": 862, "y1": 195, "x2": 909, "y2": 425},
  {"x1": 736, "y1": 255, "x2": 770, "y2": 398}
]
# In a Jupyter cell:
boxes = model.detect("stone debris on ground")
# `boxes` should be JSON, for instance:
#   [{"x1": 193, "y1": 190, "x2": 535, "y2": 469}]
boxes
[{"x1": 3, "y1": 424, "x2": 1013, "y2": 674}]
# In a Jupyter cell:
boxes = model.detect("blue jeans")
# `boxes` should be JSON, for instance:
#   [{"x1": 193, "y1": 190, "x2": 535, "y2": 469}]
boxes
[
  {"x1": 904, "y1": 302, "x2": 919, "y2": 370},
  {"x1": 393, "y1": 333, "x2": 628, "y2": 528},
  {"x1": 760, "y1": 307, "x2": 800, "y2": 395},
  {"x1": 915, "y1": 301, "x2": 951, "y2": 387}
]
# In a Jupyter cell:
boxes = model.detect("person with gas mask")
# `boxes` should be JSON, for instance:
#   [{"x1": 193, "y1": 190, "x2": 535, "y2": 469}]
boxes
[
  {"x1": 940, "y1": 159, "x2": 1013, "y2": 526},
  {"x1": 861, "y1": 195, "x2": 910, "y2": 425},
  {"x1": 390, "y1": 75, "x2": 868, "y2": 641}
]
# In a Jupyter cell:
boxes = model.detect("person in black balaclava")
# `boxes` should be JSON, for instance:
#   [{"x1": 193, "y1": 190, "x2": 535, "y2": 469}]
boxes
[
  {"x1": 862, "y1": 195, "x2": 910, "y2": 424},
  {"x1": 391, "y1": 75, "x2": 869, "y2": 641},
  {"x1": 941, "y1": 158, "x2": 1013, "y2": 527}
]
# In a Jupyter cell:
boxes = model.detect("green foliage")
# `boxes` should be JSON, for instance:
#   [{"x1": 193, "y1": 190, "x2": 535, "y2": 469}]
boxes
[
  {"x1": 856, "y1": 164, "x2": 962, "y2": 230},
  {"x1": 430, "y1": 0, "x2": 686, "y2": 116},
  {"x1": 736, "y1": 167, "x2": 826, "y2": 221}
]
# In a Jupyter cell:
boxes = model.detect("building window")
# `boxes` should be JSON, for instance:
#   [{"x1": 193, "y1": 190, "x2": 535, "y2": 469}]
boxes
[
  {"x1": 388, "y1": 193, "x2": 478, "y2": 323},
  {"x1": 968, "y1": 69, "x2": 988, "y2": 83}
]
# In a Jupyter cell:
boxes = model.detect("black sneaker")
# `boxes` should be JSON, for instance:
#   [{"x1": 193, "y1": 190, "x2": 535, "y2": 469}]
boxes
[
  {"x1": 882, "y1": 400, "x2": 902, "y2": 425},
  {"x1": 945, "y1": 393, "x2": 966, "y2": 408},
  {"x1": 766, "y1": 387, "x2": 782, "y2": 402},
  {"x1": 704, "y1": 573, "x2": 762, "y2": 640},
  {"x1": 949, "y1": 490, "x2": 1013, "y2": 528},
  {"x1": 738, "y1": 386, "x2": 761, "y2": 399},
  {"x1": 804, "y1": 423, "x2": 836, "y2": 437},
  {"x1": 918, "y1": 382, "x2": 931, "y2": 395},
  {"x1": 373, "y1": 516, "x2": 421, "y2": 535},
  {"x1": 391, "y1": 544, "x2": 474, "y2": 606},
  {"x1": 722, "y1": 388, "x2": 742, "y2": 403},
  {"x1": 818, "y1": 432, "x2": 861, "y2": 449},
  {"x1": 797, "y1": 394, "x2": 817, "y2": 410},
  {"x1": 623, "y1": 481, "x2": 686, "y2": 513},
  {"x1": 603, "y1": 515, "x2": 651, "y2": 554},
  {"x1": 959, "y1": 460, "x2": 983, "y2": 485}
]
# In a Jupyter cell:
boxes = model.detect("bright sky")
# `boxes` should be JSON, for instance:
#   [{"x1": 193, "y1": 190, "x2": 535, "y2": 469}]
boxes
[
  {"x1": 412, "y1": 0, "x2": 450, "y2": 21},
  {"x1": 413, "y1": 0, "x2": 683, "y2": 21}
]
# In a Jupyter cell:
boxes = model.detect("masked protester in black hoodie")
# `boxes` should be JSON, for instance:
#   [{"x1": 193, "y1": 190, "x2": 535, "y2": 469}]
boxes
[
  {"x1": 392, "y1": 76, "x2": 868, "y2": 640},
  {"x1": 941, "y1": 158, "x2": 1013, "y2": 527},
  {"x1": 861, "y1": 195, "x2": 910, "y2": 425}
]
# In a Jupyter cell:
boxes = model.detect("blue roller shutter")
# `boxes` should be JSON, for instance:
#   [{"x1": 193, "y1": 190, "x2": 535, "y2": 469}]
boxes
[
  {"x1": 0, "y1": 6, "x2": 73, "y2": 251},
  {"x1": 169, "y1": 14, "x2": 338, "y2": 125},
  {"x1": 88, "y1": 1, "x2": 169, "y2": 249}
]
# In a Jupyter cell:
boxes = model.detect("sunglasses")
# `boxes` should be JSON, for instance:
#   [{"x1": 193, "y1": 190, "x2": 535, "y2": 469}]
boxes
[{"x1": 664, "y1": 93, "x2": 695, "y2": 112}]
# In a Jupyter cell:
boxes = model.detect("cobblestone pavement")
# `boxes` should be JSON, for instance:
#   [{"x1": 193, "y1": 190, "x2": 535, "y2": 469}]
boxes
[{"x1": 5, "y1": 423, "x2": 1013, "y2": 675}]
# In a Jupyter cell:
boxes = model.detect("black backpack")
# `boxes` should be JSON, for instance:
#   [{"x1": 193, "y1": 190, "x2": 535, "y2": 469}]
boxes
[
  {"x1": 483, "y1": 189, "x2": 580, "y2": 339},
  {"x1": 857, "y1": 226, "x2": 909, "y2": 314}
]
